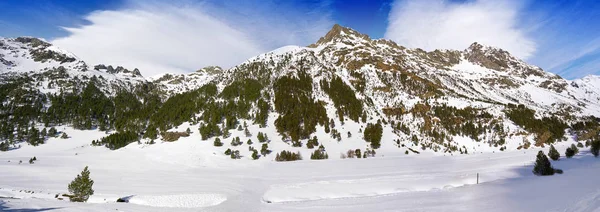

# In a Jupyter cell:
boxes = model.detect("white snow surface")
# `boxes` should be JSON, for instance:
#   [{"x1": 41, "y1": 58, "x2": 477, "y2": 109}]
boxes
[{"x1": 1, "y1": 126, "x2": 600, "y2": 211}]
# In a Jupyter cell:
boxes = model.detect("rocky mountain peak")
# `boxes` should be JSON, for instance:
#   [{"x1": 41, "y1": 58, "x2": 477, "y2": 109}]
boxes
[
  {"x1": 308, "y1": 24, "x2": 371, "y2": 47},
  {"x1": 462, "y1": 42, "x2": 521, "y2": 72}
]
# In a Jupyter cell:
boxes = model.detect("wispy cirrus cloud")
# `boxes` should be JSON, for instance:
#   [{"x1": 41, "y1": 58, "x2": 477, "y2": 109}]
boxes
[
  {"x1": 52, "y1": 0, "x2": 334, "y2": 77},
  {"x1": 385, "y1": 0, "x2": 535, "y2": 59},
  {"x1": 385, "y1": 0, "x2": 600, "y2": 79}
]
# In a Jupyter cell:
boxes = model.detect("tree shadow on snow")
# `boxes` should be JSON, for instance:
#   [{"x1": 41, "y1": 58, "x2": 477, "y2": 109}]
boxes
[{"x1": 0, "y1": 200, "x2": 62, "y2": 212}]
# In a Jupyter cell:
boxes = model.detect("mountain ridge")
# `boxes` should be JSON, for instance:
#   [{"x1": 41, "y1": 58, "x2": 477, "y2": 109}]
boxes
[{"x1": 0, "y1": 24, "x2": 599, "y2": 157}]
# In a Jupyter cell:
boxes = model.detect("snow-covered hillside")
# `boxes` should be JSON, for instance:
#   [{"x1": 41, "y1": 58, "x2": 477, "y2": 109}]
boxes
[{"x1": 1, "y1": 25, "x2": 600, "y2": 211}]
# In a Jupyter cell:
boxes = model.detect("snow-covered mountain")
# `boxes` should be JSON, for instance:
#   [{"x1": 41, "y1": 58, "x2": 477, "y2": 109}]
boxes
[
  {"x1": 1, "y1": 25, "x2": 599, "y2": 156},
  {"x1": 2, "y1": 24, "x2": 600, "y2": 212}
]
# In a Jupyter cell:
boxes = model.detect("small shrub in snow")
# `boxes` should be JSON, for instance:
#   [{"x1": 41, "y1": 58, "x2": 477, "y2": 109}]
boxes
[
  {"x1": 310, "y1": 150, "x2": 328, "y2": 160},
  {"x1": 161, "y1": 131, "x2": 189, "y2": 142},
  {"x1": 346, "y1": 149, "x2": 356, "y2": 158},
  {"x1": 310, "y1": 148, "x2": 328, "y2": 160},
  {"x1": 252, "y1": 150, "x2": 260, "y2": 160},
  {"x1": 261, "y1": 143, "x2": 271, "y2": 156},
  {"x1": 275, "y1": 150, "x2": 302, "y2": 162},
  {"x1": 231, "y1": 137, "x2": 242, "y2": 146},
  {"x1": 565, "y1": 147, "x2": 575, "y2": 158},
  {"x1": 570, "y1": 144, "x2": 579, "y2": 154},
  {"x1": 363, "y1": 149, "x2": 376, "y2": 158},
  {"x1": 224, "y1": 148, "x2": 232, "y2": 155},
  {"x1": 230, "y1": 150, "x2": 241, "y2": 159},
  {"x1": 213, "y1": 138, "x2": 223, "y2": 147},
  {"x1": 306, "y1": 136, "x2": 319, "y2": 149},
  {"x1": 61, "y1": 132, "x2": 69, "y2": 139},
  {"x1": 257, "y1": 132, "x2": 269, "y2": 143}
]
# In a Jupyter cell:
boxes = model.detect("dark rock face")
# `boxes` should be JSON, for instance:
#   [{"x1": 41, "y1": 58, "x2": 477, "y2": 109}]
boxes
[
  {"x1": 309, "y1": 24, "x2": 371, "y2": 47},
  {"x1": 15, "y1": 37, "x2": 51, "y2": 48}
]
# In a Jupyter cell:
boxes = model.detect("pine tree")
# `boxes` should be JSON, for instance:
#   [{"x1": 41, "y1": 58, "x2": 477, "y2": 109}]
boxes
[
  {"x1": 260, "y1": 143, "x2": 270, "y2": 156},
  {"x1": 363, "y1": 123, "x2": 383, "y2": 149},
  {"x1": 67, "y1": 166, "x2": 94, "y2": 202},
  {"x1": 222, "y1": 127, "x2": 231, "y2": 139},
  {"x1": 257, "y1": 132, "x2": 266, "y2": 143},
  {"x1": 591, "y1": 140, "x2": 600, "y2": 157},
  {"x1": 548, "y1": 145, "x2": 560, "y2": 161},
  {"x1": 310, "y1": 149, "x2": 329, "y2": 160},
  {"x1": 0, "y1": 142, "x2": 8, "y2": 151},
  {"x1": 224, "y1": 148, "x2": 232, "y2": 155},
  {"x1": 244, "y1": 126, "x2": 251, "y2": 137},
  {"x1": 533, "y1": 151, "x2": 554, "y2": 176},
  {"x1": 61, "y1": 132, "x2": 69, "y2": 139}
]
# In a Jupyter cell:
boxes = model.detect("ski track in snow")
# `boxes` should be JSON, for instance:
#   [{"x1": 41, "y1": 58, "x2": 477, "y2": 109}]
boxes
[{"x1": 127, "y1": 194, "x2": 227, "y2": 208}]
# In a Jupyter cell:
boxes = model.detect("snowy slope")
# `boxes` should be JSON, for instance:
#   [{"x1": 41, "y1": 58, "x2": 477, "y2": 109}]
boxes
[{"x1": 0, "y1": 127, "x2": 599, "y2": 211}]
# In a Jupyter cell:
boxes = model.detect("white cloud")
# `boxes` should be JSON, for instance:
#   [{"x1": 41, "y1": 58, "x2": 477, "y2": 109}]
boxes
[
  {"x1": 385, "y1": 0, "x2": 535, "y2": 60},
  {"x1": 52, "y1": 1, "x2": 333, "y2": 77}
]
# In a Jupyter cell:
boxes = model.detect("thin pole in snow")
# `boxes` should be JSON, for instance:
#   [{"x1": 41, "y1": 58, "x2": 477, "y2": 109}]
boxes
[{"x1": 477, "y1": 173, "x2": 479, "y2": 184}]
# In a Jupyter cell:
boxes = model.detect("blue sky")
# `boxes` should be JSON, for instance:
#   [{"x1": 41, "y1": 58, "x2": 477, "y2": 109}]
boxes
[{"x1": 0, "y1": 0, "x2": 598, "y2": 79}]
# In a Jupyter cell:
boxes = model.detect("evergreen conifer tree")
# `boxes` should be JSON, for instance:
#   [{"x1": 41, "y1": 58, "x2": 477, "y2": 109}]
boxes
[
  {"x1": 67, "y1": 166, "x2": 94, "y2": 202},
  {"x1": 533, "y1": 151, "x2": 554, "y2": 176},
  {"x1": 49, "y1": 127, "x2": 57, "y2": 137},
  {"x1": 244, "y1": 126, "x2": 251, "y2": 137},
  {"x1": 591, "y1": 139, "x2": 600, "y2": 157},
  {"x1": 548, "y1": 145, "x2": 560, "y2": 161}
]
